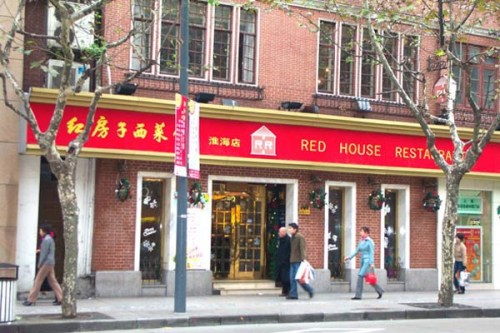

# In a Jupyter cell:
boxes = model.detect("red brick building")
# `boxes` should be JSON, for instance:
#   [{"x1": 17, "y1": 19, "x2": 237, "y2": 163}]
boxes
[{"x1": 17, "y1": 0, "x2": 499, "y2": 297}]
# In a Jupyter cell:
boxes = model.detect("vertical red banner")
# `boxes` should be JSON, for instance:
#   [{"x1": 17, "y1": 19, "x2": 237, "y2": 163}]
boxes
[
  {"x1": 188, "y1": 101, "x2": 200, "y2": 179},
  {"x1": 174, "y1": 94, "x2": 188, "y2": 177}
]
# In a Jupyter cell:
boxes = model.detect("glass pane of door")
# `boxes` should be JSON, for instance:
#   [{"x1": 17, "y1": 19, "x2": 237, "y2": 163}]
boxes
[
  {"x1": 140, "y1": 179, "x2": 164, "y2": 284},
  {"x1": 328, "y1": 189, "x2": 344, "y2": 279},
  {"x1": 384, "y1": 191, "x2": 399, "y2": 280},
  {"x1": 211, "y1": 182, "x2": 266, "y2": 279}
]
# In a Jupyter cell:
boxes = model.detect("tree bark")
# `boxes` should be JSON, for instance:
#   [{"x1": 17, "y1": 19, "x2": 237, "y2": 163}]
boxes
[
  {"x1": 53, "y1": 160, "x2": 79, "y2": 318},
  {"x1": 437, "y1": 173, "x2": 462, "y2": 306}
]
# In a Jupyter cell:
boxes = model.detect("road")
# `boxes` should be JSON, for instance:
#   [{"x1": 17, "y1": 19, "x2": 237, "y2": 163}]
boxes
[{"x1": 67, "y1": 317, "x2": 500, "y2": 333}]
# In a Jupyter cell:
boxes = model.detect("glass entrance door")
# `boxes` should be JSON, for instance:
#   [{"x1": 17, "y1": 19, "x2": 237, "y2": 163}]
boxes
[
  {"x1": 211, "y1": 182, "x2": 266, "y2": 279},
  {"x1": 384, "y1": 191, "x2": 399, "y2": 280},
  {"x1": 139, "y1": 179, "x2": 165, "y2": 284}
]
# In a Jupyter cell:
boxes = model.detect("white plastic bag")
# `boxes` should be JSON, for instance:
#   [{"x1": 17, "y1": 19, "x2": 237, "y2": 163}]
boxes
[
  {"x1": 459, "y1": 270, "x2": 470, "y2": 287},
  {"x1": 295, "y1": 260, "x2": 315, "y2": 284}
]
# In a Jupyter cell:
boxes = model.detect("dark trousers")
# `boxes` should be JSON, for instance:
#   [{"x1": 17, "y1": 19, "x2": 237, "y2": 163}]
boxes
[
  {"x1": 453, "y1": 261, "x2": 466, "y2": 293},
  {"x1": 276, "y1": 264, "x2": 290, "y2": 295}
]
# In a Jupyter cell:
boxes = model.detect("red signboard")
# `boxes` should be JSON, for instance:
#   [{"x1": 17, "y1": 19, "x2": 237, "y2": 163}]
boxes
[{"x1": 26, "y1": 102, "x2": 500, "y2": 175}]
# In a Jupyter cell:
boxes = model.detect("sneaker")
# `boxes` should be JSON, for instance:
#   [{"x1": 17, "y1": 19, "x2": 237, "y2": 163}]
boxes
[
  {"x1": 52, "y1": 300, "x2": 62, "y2": 305},
  {"x1": 22, "y1": 300, "x2": 34, "y2": 306}
]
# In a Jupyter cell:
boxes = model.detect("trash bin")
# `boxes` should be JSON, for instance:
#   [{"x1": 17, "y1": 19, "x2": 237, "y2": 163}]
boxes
[{"x1": 0, "y1": 263, "x2": 18, "y2": 323}]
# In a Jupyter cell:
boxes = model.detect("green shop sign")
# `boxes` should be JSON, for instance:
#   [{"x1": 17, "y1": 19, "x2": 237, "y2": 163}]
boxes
[{"x1": 458, "y1": 196, "x2": 483, "y2": 214}]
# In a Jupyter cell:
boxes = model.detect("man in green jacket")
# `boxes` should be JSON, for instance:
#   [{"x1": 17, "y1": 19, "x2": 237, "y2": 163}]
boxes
[{"x1": 287, "y1": 223, "x2": 314, "y2": 300}]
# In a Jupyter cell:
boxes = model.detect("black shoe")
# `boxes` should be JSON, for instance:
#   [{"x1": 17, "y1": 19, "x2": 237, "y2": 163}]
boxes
[
  {"x1": 52, "y1": 300, "x2": 62, "y2": 305},
  {"x1": 286, "y1": 296, "x2": 298, "y2": 300},
  {"x1": 377, "y1": 292, "x2": 383, "y2": 299},
  {"x1": 457, "y1": 291, "x2": 465, "y2": 294},
  {"x1": 22, "y1": 300, "x2": 34, "y2": 306},
  {"x1": 309, "y1": 291, "x2": 314, "y2": 299},
  {"x1": 351, "y1": 297, "x2": 361, "y2": 300}
]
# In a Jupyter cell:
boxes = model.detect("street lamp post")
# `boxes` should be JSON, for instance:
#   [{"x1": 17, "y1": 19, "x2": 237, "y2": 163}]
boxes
[{"x1": 174, "y1": 0, "x2": 189, "y2": 313}]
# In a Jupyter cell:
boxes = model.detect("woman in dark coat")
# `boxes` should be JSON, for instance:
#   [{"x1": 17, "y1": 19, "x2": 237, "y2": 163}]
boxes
[{"x1": 275, "y1": 227, "x2": 291, "y2": 296}]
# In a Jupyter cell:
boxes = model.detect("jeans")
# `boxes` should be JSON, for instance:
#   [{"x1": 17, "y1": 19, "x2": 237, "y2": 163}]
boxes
[
  {"x1": 453, "y1": 261, "x2": 466, "y2": 292},
  {"x1": 289, "y1": 262, "x2": 314, "y2": 298}
]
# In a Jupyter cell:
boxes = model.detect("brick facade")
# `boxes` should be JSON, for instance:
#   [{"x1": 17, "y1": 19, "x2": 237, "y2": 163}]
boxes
[{"x1": 92, "y1": 160, "x2": 437, "y2": 271}]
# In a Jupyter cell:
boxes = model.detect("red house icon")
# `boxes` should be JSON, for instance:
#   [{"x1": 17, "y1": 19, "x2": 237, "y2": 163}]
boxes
[{"x1": 251, "y1": 126, "x2": 276, "y2": 156}]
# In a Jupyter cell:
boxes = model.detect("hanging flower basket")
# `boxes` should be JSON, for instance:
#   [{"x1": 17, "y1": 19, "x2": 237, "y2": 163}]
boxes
[
  {"x1": 309, "y1": 189, "x2": 327, "y2": 210},
  {"x1": 115, "y1": 178, "x2": 131, "y2": 202},
  {"x1": 368, "y1": 189, "x2": 386, "y2": 210},
  {"x1": 189, "y1": 182, "x2": 209, "y2": 209},
  {"x1": 423, "y1": 191, "x2": 441, "y2": 212}
]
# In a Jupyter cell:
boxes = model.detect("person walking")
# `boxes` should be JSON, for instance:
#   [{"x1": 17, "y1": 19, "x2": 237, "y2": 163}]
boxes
[
  {"x1": 23, "y1": 224, "x2": 63, "y2": 306},
  {"x1": 275, "y1": 227, "x2": 291, "y2": 296},
  {"x1": 287, "y1": 223, "x2": 314, "y2": 300},
  {"x1": 453, "y1": 233, "x2": 467, "y2": 294},
  {"x1": 344, "y1": 226, "x2": 384, "y2": 300}
]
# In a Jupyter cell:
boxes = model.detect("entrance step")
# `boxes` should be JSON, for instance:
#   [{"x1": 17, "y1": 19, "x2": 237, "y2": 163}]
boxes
[
  {"x1": 141, "y1": 284, "x2": 167, "y2": 297},
  {"x1": 213, "y1": 280, "x2": 281, "y2": 296}
]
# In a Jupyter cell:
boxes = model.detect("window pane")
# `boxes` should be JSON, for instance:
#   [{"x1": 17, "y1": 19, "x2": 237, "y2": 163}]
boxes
[
  {"x1": 381, "y1": 32, "x2": 398, "y2": 101},
  {"x1": 238, "y1": 10, "x2": 256, "y2": 84},
  {"x1": 318, "y1": 22, "x2": 335, "y2": 93},
  {"x1": 339, "y1": 25, "x2": 356, "y2": 95},
  {"x1": 361, "y1": 29, "x2": 376, "y2": 98},
  {"x1": 162, "y1": 0, "x2": 179, "y2": 21},
  {"x1": 131, "y1": 0, "x2": 154, "y2": 71},
  {"x1": 402, "y1": 36, "x2": 418, "y2": 102},
  {"x1": 470, "y1": 67, "x2": 479, "y2": 105},
  {"x1": 213, "y1": 5, "x2": 232, "y2": 81},
  {"x1": 452, "y1": 43, "x2": 463, "y2": 104},
  {"x1": 188, "y1": 2, "x2": 206, "y2": 77},
  {"x1": 483, "y1": 69, "x2": 495, "y2": 109},
  {"x1": 159, "y1": 24, "x2": 179, "y2": 74}
]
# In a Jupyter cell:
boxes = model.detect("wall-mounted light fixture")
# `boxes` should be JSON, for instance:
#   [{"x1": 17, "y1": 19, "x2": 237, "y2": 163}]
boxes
[
  {"x1": 280, "y1": 101, "x2": 303, "y2": 111},
  {"x1": 356, "y1": 98, "x2": 372, "y2": 112},
  {"x1": 115, "y1": 83, "x2": 138, "y2": 95},
  {"x1": 422, "y1": 179, "x2": 437, "y2": 189},
  {"x1": 367, "y1": 177, "x2": 381, "y2": 186},
  {"x1": 194, "y1": 92, "x2": 215, "y2": 103}
]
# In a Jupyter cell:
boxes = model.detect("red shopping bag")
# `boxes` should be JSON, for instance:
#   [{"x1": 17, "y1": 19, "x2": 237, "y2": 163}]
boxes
[{"x1": 365, "y1": 271, "x2": 377, "y2": 285}]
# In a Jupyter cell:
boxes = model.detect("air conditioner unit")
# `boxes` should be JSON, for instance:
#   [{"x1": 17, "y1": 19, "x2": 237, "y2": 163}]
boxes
[
  {"x1": 47, "y1": 2, "x2": 95, "y2": 49},
  {"x1": 47, "y1": 59, "x2": 90, "y2": 92}
]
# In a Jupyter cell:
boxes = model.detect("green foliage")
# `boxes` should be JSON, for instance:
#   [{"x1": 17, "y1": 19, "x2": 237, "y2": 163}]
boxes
[{"x1": 81, "y1": 42, "x2": 107, "y2": 62}]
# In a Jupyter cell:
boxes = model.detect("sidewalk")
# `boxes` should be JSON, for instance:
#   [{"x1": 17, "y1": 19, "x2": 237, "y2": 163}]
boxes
[{"x1": 2, "y1": 290, "x2": 500, "y2": 333}]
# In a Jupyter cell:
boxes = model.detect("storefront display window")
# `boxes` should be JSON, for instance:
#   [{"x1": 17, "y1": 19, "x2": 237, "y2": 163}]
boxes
[{"x1": 456, "y1": 190, "x2": 492, "y2": 283}]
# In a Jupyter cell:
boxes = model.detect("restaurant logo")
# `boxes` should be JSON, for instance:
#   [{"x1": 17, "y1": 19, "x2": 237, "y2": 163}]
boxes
[{"x1": 251, "y1": 126, "x2": 276, "y2": 156}]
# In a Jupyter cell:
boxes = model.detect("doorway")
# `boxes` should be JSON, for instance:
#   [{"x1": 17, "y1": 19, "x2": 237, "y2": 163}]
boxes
[
  {"x1": 384, "y1": 191, "x2": 399, "y2": 280},
  {"x1": 139, "y1": 178, "x2": 166, "y2": 285},
  {"x1": 211, "y1": 182, "x2": 267, "y2": 280},
  {"x1": 328, "y1": 188, "x2": 344, "y2": 279},
  {"x1": 38, "y1": 158, "x2": 64, "y2": 283}
]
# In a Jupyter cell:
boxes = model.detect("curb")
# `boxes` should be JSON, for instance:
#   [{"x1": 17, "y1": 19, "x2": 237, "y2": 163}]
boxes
[{"x1": 2, "y1": 308, "x2": 500, "y2": 333}]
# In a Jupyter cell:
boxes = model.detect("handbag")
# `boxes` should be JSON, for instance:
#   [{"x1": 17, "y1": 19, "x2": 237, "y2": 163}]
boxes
[
  {"x1": 365, "y1": 268, "x2": 377, "y2": 285},
  {"x1": 459, "y1": 270, "x2": 470, "y2": 287}
]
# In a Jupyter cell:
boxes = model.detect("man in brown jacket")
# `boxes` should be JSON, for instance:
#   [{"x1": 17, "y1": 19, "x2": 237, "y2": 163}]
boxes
[{"x1": 287, "y1": 223, "x2": 314, "y2": 300}]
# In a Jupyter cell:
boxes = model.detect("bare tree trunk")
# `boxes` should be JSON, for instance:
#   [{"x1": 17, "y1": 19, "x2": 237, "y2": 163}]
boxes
[
  {"x1": 54, "y1": 162, "x2": 79, "y2": 318},
  {"x1": 438, "y1": 174, "x2": 461, "y2": 306}
]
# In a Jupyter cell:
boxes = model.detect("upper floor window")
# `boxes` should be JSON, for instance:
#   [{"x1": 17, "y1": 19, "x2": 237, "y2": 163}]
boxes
[
  {"x1": 452, "y1": 44, "x2": 497, "y2": 110},
  {"x1": 131, "y1": 0, "x2": 258, "y2": 84},
  {"x1": 317, "y1": 21, "x2": 335, "y2": 92},
  {"x1": 317, "y1": 22, "x2": 419, "y2": 103},
  {"x1": 361, "y1": 28, "x2": 377, "y2": 98}
]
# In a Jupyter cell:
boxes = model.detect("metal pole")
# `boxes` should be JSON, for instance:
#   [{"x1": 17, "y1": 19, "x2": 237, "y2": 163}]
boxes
[{"x1": 174, "y1": 0, "x2": 189, "y2": 313}]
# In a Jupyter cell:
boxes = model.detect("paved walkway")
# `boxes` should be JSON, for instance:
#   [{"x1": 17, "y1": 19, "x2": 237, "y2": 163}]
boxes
[{"x1": 2, "y1": 289, "x2": 500, "y2": 333}]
